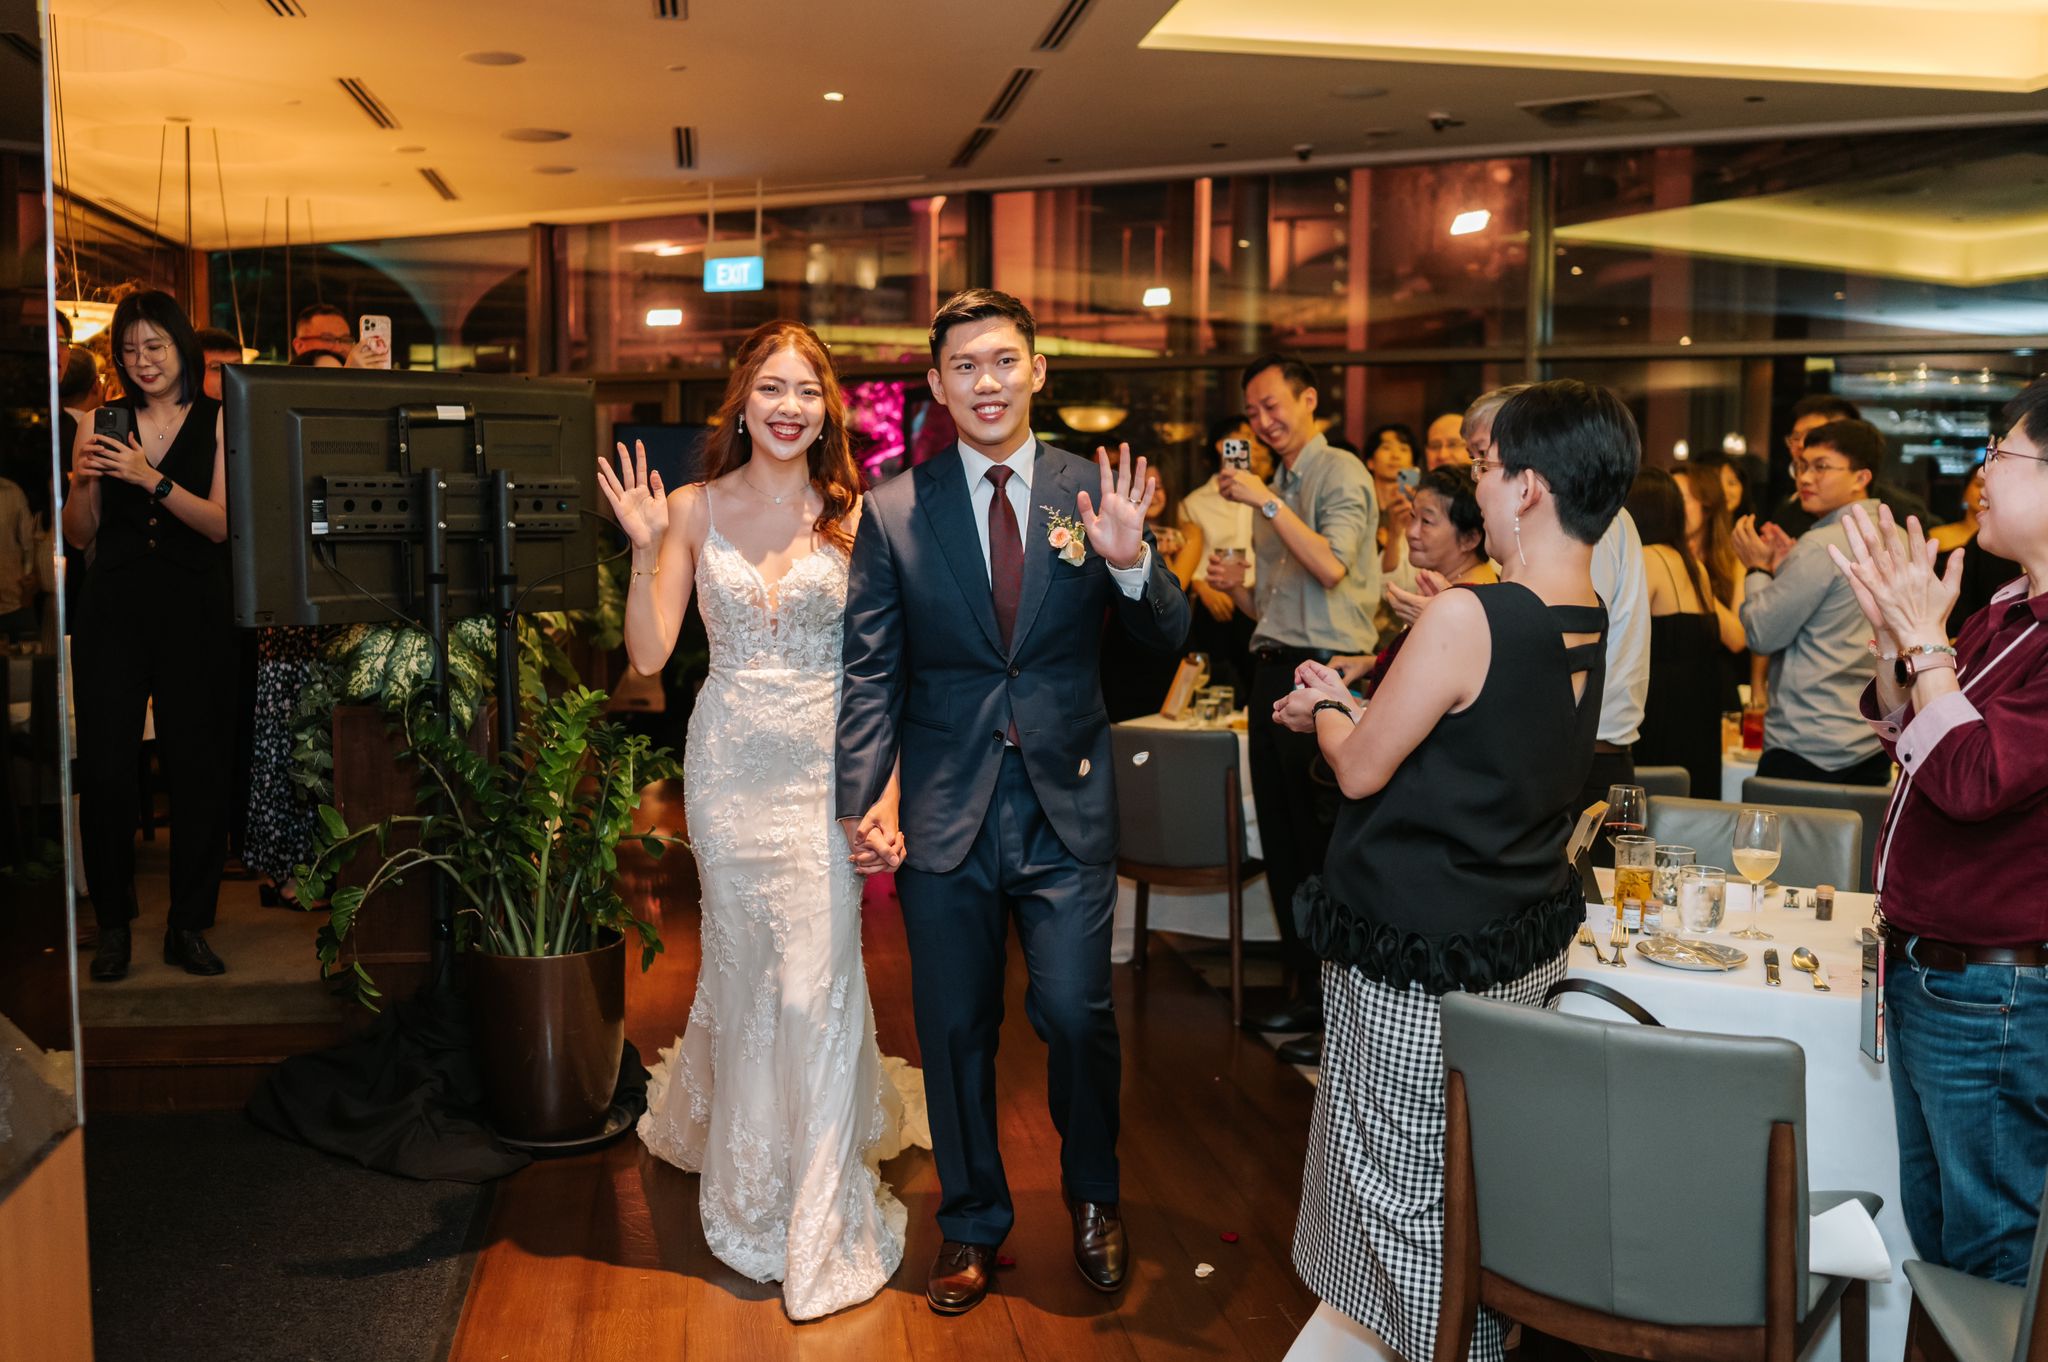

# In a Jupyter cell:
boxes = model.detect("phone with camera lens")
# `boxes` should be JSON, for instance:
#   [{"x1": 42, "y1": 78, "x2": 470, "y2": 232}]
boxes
[
  {"x1": 1221, "y1": 438, "x2": 1250, "y2": 472},
  {"x1": 359, "y1": 315, "x2": 390, "y2": 347},
  {"x1": 1396, "y1": 466, "x2": 1421, "y2": 494},
  {"x1": 92, "y1": 406, "x2": 134, "y2": 446}
]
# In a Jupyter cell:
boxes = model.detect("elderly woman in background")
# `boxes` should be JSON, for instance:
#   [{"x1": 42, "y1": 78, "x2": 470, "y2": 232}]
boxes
[
  {"x1": 1829, "y1": 376, "x2": 2048, "y2": 1289},
  {"x1": 1345, "y1": 464, "x2": 1495, "y2": 691},
  {"x1": 1274, "y1": 380, "x2": 1638, "y2": 1362}
]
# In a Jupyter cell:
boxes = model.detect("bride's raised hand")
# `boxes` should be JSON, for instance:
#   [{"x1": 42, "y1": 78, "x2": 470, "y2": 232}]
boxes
[{"x1": 596, "y1": 439, "x2": 669, "y2": 552}]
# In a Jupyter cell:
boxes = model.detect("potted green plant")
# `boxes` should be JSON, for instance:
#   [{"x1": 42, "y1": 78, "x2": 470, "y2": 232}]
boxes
[{"x1": 298, "y1": 685, "x2": 682, "y2": 1142}]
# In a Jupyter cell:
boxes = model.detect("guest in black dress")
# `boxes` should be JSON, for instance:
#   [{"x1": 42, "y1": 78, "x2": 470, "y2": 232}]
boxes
[
  {"x1": 62, "y1": 291, "x2": 235, "y2": 982},
  {"x1": 1272, "y1": 380, "x2": 1638, "y2": 1362},
  {"x1": 1629, "y1": 468, "x2": 1746, "y2": 797}
]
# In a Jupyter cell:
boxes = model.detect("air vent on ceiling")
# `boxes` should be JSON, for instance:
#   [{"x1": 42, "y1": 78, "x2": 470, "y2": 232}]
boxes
[
  {"x1": 263, "y1": 0, "x2": 308, "y2": 15},
  {"x1": 950, "y1": 126, "x2": 997, "y2": 170},
  {"x1": 984, "y1": 68, "x2": 1039, "y2": 124},
  {"x1": 653, "y1": 0, "x2": 686, "y2": 16},
  {"x1": 0, "y1": 29, "x2": 37, "y2": 62},
  {"x1": 1036, "y1": 0, "x2": 1094, "y2": 50},
  {"x1": 337, "y1": 77, "x2": 400, "y2": 130},
  {"x1": 1516, "y1": 90, "x2": 1679, "y2": 129},
  {"x1": 419, "y1": 167, "x2": 458, "y2": 201},
  {"x1": 673, "y1": 126, "x2": 697, "y2": 170}
]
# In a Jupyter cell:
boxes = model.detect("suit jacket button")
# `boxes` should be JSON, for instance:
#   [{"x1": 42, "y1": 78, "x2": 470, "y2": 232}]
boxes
[
  {"x1": 1007, "y1": 666, "x2": 1020, "y2": 678},
  {"x1": 992, "y1": 730, "x2": 1004, "y2": 743}
]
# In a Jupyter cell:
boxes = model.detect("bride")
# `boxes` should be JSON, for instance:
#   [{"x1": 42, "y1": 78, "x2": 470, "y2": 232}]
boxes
[{"x1": 598, "y1": 320, "x2": 926, "y2": 1321}]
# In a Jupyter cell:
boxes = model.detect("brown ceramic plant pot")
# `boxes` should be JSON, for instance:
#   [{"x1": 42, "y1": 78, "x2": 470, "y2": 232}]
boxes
[{"x1": 463, "y1": 931, "x2": 626, "y2": 1142}]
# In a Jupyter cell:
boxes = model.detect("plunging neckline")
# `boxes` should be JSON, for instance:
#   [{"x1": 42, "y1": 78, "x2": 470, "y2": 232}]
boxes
[{"x1": 706, "y1": 524, "x2": 833, "y2": 600}]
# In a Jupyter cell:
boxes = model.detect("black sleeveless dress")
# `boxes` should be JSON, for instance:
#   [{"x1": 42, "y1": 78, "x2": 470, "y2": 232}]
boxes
[
  {"x1": 1635, "y1": 553, "x2": 1723, "y2": 800},
  {"x1": 1291, "y1": 581, "x2": 1606, "y2": 1362}
]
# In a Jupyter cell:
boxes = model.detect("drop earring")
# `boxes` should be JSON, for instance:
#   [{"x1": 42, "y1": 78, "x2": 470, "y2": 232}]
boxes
[
  {"x1": 736, "y1": 414, "x2": 746, "y2": 436},
  {"x1": 1513, "y1": 512, "x2": 1528, "y2": 567}
]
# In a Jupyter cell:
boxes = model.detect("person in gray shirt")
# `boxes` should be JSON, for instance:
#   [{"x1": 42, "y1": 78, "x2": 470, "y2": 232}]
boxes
[
  {"x1": 1734, "y1": 418, "x2": 1900, "y2": 786},
  {"x1": 1207, "y1": 353, "x2": 1378, "y2": 1060}
]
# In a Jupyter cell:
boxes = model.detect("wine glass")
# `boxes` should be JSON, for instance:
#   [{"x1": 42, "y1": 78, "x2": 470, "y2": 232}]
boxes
[
  {"x1": 1602, "y1": 784, "x2": 1647, "y2": 847},
  {"x1": 1730, "y1": 807, "x2": 1782, "y2": 940}
]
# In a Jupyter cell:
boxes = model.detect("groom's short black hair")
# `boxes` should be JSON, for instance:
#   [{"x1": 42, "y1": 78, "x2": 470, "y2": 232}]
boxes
[{"x1": 930, "y1": 289, "x2": 1037, "y2": 366}]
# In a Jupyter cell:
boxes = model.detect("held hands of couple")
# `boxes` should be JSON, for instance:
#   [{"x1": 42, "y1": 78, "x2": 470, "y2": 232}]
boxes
[
  {"x1": 597, "y1": 439, "x2": 670, "y2": 554},
  {"x1": 838, "y1": 808, "x2": 905, "y2": 877},
  {"x1": 1074, "y1": 443, "x2": 1153, "y2": 570},
  {"x1": 1732, "y1": 514, "x2": 1796, "y2": 573},
  {"x1": 1272, "y1": 659, "x2": 1357, "y2": 734},
  {"x1": 1826, "y1": 502, "x2": 1961, "y2": 653}
]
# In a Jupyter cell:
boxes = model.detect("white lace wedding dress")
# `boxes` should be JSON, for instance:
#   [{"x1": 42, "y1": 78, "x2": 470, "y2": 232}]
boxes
[{"x1": 638, "y1": 507, "x2": 928, "y2": 1321}]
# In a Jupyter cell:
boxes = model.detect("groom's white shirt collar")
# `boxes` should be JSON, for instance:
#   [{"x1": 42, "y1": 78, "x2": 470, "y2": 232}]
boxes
[{"x1": 956, "y1": 435, "x2": 1037, "y2": 492}]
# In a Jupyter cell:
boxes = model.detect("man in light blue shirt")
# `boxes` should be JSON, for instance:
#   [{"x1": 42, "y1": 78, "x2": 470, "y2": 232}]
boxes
[{"x1": 1734, "y1": 418, "x2": 1900, "y2": 786}]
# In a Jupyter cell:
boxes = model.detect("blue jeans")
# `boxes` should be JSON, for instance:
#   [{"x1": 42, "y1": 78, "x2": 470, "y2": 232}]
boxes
[{"x1": 1887, "y1": 945, "x2": 2048, "y2": 1284}]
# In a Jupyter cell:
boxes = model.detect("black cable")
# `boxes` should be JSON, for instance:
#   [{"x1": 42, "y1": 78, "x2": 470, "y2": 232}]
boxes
[
  {"x1": 510, "y1": 534, "x2": 631, "y2": 616},
  {"x1": 313, "y1": 542, "x2": 428, "y2": 633}
]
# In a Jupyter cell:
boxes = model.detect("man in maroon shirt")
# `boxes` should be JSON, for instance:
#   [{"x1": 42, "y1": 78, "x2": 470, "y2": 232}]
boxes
[{"x1": 1830, "y1": 376, "x2": 2048, "y2": 1286}]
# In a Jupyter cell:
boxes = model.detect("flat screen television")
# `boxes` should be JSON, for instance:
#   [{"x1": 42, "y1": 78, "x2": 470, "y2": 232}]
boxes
[{"x1": 223, "y1": 366, "x2": 600, "y2": 627}]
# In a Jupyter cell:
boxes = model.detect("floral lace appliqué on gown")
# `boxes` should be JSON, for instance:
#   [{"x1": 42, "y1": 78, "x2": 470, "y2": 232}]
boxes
[{"x1": 637, "y1": 515, "x2": 929, "y2": 1321}]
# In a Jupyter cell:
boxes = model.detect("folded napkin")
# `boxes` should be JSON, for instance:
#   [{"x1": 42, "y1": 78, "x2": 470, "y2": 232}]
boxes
[{"x1": 1810, "y1": 1198, "x2": 1891, "y2": 1281}]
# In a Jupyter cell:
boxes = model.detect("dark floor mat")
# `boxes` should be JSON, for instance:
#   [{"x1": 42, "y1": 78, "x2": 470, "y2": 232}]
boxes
[{"x1": 84, "y1": 1110, "x2": 488, "y2": 1362}]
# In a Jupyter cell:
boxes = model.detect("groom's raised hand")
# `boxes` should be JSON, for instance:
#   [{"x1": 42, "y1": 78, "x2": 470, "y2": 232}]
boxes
[{"x1": 1076, "y1": 442, "x2": 1154, "y2": 571}]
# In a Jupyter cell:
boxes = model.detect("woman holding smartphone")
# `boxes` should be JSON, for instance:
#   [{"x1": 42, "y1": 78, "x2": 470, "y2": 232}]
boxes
[{"x1": 62, "y1": 290, "x2": 236, "y2": 982}]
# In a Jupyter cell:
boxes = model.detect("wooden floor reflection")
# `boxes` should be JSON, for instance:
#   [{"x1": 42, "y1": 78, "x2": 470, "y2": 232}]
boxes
[{"x1": 448, "y1": 779, "x2": 1320, "y2": 1361}]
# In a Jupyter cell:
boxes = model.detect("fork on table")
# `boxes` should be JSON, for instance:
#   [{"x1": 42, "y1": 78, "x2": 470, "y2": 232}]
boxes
[
  {"x1": 1576, "y1": 923, "x2": 1608, "y2": 966},
  {"x1": 1608, "y1": 921, "x2": 1630, "y2": 967}
]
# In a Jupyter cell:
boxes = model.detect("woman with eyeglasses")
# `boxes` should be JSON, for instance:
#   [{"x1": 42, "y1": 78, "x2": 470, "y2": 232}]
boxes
[{"x1": 61, "y1": 289, "x2": 235, "y2": 982}]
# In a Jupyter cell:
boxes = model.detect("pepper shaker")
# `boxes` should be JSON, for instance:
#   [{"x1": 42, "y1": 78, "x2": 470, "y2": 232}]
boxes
[{"x1": 1814, "y1": 883, "x2": 1835, "y2": 922}]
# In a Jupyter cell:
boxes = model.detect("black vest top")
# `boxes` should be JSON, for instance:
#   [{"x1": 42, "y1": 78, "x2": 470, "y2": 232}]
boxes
[{"x1": 91, "y1": 396, "x2": 227, "y2": 584}]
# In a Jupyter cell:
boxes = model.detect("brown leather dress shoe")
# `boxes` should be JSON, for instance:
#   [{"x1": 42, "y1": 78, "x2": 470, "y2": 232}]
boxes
[
  {"x1": 1067, "y1": 1191, "x2": 1129, "y2": 1292},
  {"x1": 927, "y1": 1240, "x2": 998, "y2": 1315}
]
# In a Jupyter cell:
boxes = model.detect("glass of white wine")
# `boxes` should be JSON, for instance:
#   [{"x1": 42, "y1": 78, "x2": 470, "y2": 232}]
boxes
[{"x1": 1730, "y1": 807, "x2": 1782, "y2": 940}]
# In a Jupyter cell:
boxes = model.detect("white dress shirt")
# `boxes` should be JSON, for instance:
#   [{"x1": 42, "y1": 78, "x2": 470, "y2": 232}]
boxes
[
  {"x1": 956, "y1": 438, "x2": 1151, "y2": 597},
  {"x1": 1591, "y1": 509, "x2": 1651, "y2": 747}
]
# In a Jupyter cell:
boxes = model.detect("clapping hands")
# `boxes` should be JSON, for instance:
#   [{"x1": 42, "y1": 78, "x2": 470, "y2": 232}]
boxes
[
  {"x1": 1825, "y1": 502, "x2": 1961, "y2": 652},
  {"x1": 1732, "y1": 515, "x2": 1796, "y2": 574}
]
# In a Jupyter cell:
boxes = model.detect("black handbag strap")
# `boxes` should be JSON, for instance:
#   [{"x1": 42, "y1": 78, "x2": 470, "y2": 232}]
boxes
[{"x1": 1542, "y1": 976, "x2": 1663, "y2": 1026}]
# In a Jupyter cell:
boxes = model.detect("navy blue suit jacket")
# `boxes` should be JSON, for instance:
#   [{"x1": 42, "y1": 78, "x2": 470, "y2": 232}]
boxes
[{"x1": 835, "y1": 443, "x2": 1191, "y2": 873}]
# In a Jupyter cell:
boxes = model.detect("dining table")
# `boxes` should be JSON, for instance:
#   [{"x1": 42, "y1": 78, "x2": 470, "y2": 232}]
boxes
[{"x1": 1563, "y1": 871, "x2": 1905, "y2": 1362}]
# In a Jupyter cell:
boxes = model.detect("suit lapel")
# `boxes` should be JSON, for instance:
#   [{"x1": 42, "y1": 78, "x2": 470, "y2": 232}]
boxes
[
  {"x1": 914, "y1": 452, "x2": 1005, "y2": 655},
  {"x1": 1007, "y1": 446, "x2": 1072, "y2": 657}
]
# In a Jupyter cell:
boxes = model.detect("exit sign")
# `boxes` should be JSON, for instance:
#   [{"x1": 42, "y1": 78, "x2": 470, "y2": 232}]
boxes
[{"x1": 704, "y1": 255, "x2": 765, "y2": 292}]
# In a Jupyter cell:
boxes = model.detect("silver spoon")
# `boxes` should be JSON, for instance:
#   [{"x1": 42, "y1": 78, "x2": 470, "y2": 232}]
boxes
[{"x1": 1792, "y1": 946, "x2": 1830, "y2": 991}]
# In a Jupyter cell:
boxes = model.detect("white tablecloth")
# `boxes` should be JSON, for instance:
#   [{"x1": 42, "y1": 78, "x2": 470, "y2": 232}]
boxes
[
  {"x1": 1111, "y1": 712, "x2": 1268, "y2": 962},
  {"x1": 1565, "y1": 876, "x2": 1903, "y2": 1361},
  {"x1": 1721, "y1": 746, "x2": 1759, "y2": 802}
]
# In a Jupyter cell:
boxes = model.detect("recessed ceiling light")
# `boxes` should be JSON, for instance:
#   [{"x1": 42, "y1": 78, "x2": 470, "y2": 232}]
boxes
[
  {"x1": 1570, "y1": 265, "x2": 1584, "y2": 276},
  {"x1": 464, "y1": 51, "x2": 526, "y2": 66},
  {"x1": 1142, "y1": 286, "x2": 1172, "y2": 308},
  {"x1": 503, "y1": 128, "x2": 571, "y2": 143},
  {"x1": 1236, "y1": 238, "x2": 1250, "y2": 249},
  {"x1": 534, "y1": 165, "x2": 577, "y2": 175},
  {"x1": 1449, "y1": 209, "x2": 1490, "y2": 236},
  {"x1": 823, "y1": 91, "x2": 845, "y2": 102}
]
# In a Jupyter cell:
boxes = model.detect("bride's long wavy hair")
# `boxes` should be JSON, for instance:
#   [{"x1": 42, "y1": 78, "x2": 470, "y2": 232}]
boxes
[{"x1": 699, "y1": 321, "x2": 861, "y2": 554}]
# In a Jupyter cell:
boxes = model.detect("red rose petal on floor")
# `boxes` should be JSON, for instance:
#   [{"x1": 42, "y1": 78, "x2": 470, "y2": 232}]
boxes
[
  {"x1": 1219, "y1": 1231, "x2": 1240, "y2": 1243},
  {"x1": 996, "y1": 1253, "x2": 1017, "y2": 1269}
]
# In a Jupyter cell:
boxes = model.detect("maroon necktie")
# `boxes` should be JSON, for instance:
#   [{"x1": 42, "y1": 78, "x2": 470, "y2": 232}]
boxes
[{"x1": 985, "y1": 465, "x2": 1023, "y2": 650}]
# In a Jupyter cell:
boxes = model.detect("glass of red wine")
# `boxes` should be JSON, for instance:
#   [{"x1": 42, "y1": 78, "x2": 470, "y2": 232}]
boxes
[{"x1": 1603, "y1": 784, "x2": 1648, "y2": 847}]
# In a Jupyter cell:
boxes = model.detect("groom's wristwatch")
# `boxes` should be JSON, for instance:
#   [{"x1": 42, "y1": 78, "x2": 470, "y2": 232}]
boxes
[{"x1": 1259, "y1": 498, "x2": 1280, "y2": 520}]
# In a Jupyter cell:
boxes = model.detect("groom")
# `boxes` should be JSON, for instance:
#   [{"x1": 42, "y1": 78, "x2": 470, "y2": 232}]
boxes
[{"x1": 835, "y1": 289, "x2": 1191, "y2": 1314}]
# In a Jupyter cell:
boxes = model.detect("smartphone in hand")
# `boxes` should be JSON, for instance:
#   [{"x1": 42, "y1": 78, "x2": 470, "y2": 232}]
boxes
[
  {"x1": 92, "y1": 405, "x2": 135, "y2": 446},
  {"x1": 359, "y1": 315, "x2": 391, "y2": 347},
  {"x1": 1396, "y1": 466, "x2": 1420, "y2": 494},
  {"x1": 1221, "y1": 438, "x2": 1251, "y2": 473}
]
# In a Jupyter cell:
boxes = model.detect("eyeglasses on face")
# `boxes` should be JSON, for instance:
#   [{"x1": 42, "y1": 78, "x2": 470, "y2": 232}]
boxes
[
  {"x1": 1791, "y1": 458, "x2": 1854, "y2": 478},
  {"x1": 1469, "y1": 456, "x2": 1504, "y2": 477},
  {"x1": 1985, "y1": 440, "x2": 2048, "y2": 468}
]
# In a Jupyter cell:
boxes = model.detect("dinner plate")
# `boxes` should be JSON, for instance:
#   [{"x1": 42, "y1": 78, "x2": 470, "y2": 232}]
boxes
[{"x1": 1635, "y1": 937, "x2": 1749, "y2": 971}]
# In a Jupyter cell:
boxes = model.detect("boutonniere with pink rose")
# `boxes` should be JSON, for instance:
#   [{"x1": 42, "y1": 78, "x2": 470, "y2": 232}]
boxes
[{"x1": 1044, "y1": 506, "x2": 1089, "y2": 566}]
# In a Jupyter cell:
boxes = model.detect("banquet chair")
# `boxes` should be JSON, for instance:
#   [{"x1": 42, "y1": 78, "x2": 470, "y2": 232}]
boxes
[
  {"x1": 1635, "y1": 764, "x2": 1692, "y2": 798},
  {"x1": 1901, "y1": 1167, "x2": 2048, "y2": 1362},
  {"x1": 1741, "y1": 776, "x2": 1892, "y2": 877},
  {"x1": 1109, "y1": 723, "x2": 1262, "y2": 1026},
  {"x1": 1437, "y1": 992, "x2": 1878, "y2": 1362},
  {"x1": 1647, "y1": 795, "x2": 1865, "y2": 892}
]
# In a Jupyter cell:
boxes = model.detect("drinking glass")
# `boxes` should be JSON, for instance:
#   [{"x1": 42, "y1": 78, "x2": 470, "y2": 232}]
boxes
[
  {"x1": 1730, "y1": 807, "x2": 1782, "y2": 940},
  {"x1": 1741, "y1": 703, "x2": 1766, "y2": 752},
  {"x1": 1612, "y1": 834, "x2": 1657, "y2": 930},
  {"x1": 1721, "y1": 711, "x2": 1743, "y2": 753},
  {"x1": 1679, "y1": 866, "x2": 1726, "y2": 936},
  {"x1": 1196, "y1": 692, "x2": 1223, "y2": 725},
  {"x1": 1652, "y1": 845, "x2": 1696, "y2": 937},
  {"x1": 1602, "y1": 784, "x2": 1647, "y2": 847},
  {"x1": 1209, "y1": 684, "x2": 1236, "y2": 716}
]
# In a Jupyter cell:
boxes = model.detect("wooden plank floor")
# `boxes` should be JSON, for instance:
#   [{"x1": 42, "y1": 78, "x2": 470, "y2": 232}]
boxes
[{"x1": 448, "y1": 782, "x2": 1320, "y2": 1362}]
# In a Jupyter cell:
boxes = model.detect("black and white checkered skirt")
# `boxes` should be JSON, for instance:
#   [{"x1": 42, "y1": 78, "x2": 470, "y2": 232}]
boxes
[{"x1": 1292, "y1": 949, "x2": 1568, "y2": 1361}]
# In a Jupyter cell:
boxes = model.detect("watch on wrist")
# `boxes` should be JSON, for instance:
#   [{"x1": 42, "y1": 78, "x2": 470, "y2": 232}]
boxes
[
  {"x1": 1259, "y1": 498, "x2": 1280, "y2": 520},
  {"x1": 1894, "y1": 643, "x2": 1958, "y2": 686},
  {"x1": 1312, "y1": 698, "x2": 1357, "y2": 724},
  {"x1": 151, "y1": 474, "x2": 174, "y2": 501}
]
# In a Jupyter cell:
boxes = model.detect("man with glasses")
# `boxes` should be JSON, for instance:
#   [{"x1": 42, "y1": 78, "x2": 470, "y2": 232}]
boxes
[
  {"x1": 1771, "y1": 394, "x2": 1932, "y2": 539},
  {"x1": 1734, "y1": 418, "x2": 1902, "y2": 784}
]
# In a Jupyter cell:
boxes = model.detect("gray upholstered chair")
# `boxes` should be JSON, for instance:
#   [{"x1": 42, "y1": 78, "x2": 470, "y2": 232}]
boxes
[
  {"x1": 1109, "y1": 723, "x2": 1262, "y2": 1025},
  {"x1": 1636, "y1": 764, "x2": 1692, "y2": 798},
  {"x1": 1647, "y1": 794, "x2": 1866, "y2": 891},
  {"x1": 1901, "y1": 1168, "x2": 2048, "y2": 1362},
  {"x1": 1438, "y1": 992, "x2": 1877, "y2": 1362},
  {"x1": 1741, "y1": 776, "x2": 1892, "y2": 880}
]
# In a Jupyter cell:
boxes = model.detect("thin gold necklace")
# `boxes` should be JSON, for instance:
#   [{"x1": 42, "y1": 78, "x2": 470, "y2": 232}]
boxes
[{"x1": 743, "y1": 470, "x2": 805, "y2": 507}]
